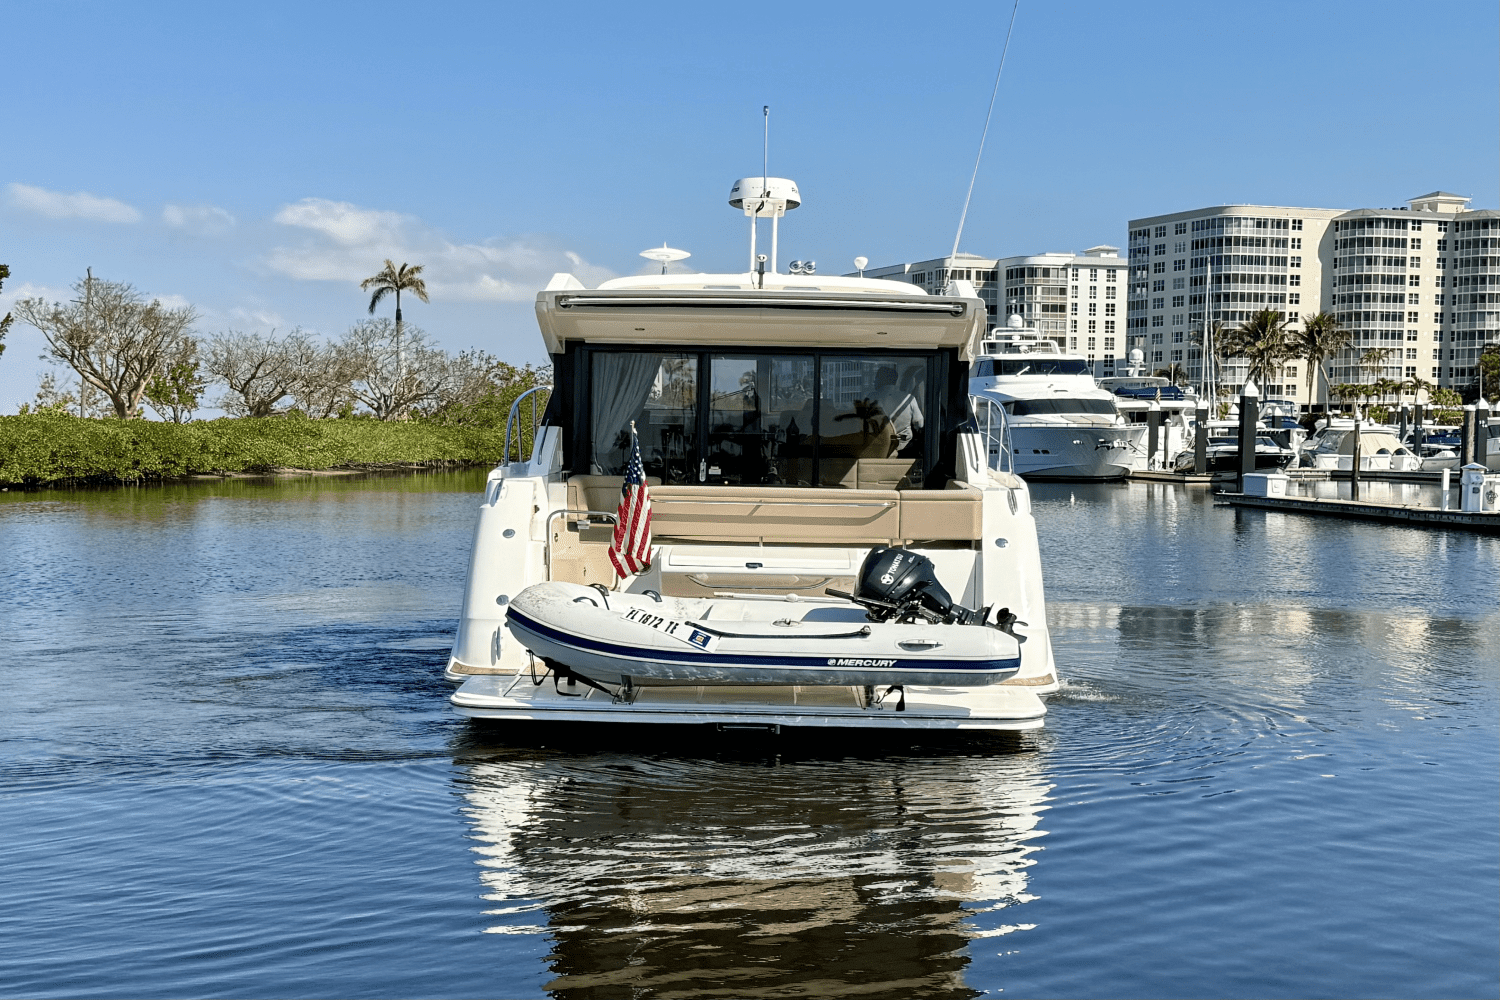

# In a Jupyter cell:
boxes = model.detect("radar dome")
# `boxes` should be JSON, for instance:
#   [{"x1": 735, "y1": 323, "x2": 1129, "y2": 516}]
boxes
[{"x1": 729, "y1": 177, "x2": 800, "y2": 215}]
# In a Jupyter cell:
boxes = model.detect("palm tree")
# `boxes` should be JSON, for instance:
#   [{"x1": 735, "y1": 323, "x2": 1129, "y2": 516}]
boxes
[
  {"x1": 1291, "y1": 311, "x2": 1350, "y2": 409},
  {"x1": 361, "y1": 260, "x2": 430, "y2": 383},
  {"x1": 1232, "y1": 308, "x2": 1292, "y2": 393},
  {"x1": 1406, "y1": 375, "x2": 1433, "y2": 410},
  {"x1": 1165, "y1": 362, "x2": 1188, "y2": 386},
  {"x1": 1358, "y1": 347, "x2": 1395, "y2": 383}
]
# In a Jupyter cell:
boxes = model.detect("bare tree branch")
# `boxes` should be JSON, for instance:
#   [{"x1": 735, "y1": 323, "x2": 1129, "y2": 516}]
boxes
[
  {"x1": 340, "y1": 318, "x2": 449, "y2": 420},
  {"x1": 204, "y1": 328, "x2": 320, "y2": 417},
  {"x1": 13, "y1": 275, "x2": 198, "y2": 418}
]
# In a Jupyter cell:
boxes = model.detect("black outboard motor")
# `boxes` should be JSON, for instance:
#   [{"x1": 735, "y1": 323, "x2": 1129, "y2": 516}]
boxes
[{"x1": 843, "y1": 546, "x2": 996, "y2": 626}]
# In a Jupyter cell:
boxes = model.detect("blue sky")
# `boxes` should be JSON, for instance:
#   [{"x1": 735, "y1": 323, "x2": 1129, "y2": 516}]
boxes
[{"x1": 3, "y1": 0, "x2": 1496, "y2": 412}]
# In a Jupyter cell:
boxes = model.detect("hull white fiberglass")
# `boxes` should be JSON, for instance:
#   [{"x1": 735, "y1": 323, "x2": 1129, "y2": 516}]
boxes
[{"x1": 1009, "y1": 424, "x2": 1133, "y2": 479}]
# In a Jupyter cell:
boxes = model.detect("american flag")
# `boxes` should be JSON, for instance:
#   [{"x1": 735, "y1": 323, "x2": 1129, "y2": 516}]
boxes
[{"x1": 609, "y1": 422, "x2": 652, "y2": 578}]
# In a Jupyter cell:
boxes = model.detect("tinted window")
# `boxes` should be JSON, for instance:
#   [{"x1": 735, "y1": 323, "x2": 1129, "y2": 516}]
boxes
[
  {"x1": 813, "y1": 357, "x2": 926, "y2": 489},
  {"x1": 590, "y1": 352, "x2": 698, "y2": 483},
  {"x1": 1007, "y1": 398, "x2": 1116, "y2": 416},
  {"x1": 705, "y1": 355, "x2": 814, "y2": 486},
  {"x1": 974, "y1": 358, "x2": 1089, "y2": 377}
]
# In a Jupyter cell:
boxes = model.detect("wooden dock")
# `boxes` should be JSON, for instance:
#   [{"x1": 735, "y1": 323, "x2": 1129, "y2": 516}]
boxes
[
  {"x1": 1128, "y1": 470, "x2": 1219, "y2": 485},
  {"x1": 1216, "y1": 492, "x2": 1500, "y2": 534},
  {"x1": 1129, "y1": 468, "x2": 1456, "y2": 486}
]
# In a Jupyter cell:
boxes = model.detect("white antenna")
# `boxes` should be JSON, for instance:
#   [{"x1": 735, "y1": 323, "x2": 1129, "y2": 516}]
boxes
[
  {"x1": 763, "y1": 106, "x2": 776, "y2": 272},
  {"x1": 730, "y1": 110, "x2": 799, "y2": 277},
  {"x1": 950, "y1": 0, "x2": 1021, "y2": 259},
  {"x1": 763, "y1": 105, "x2": 769, "y2": 191},
  {"x1": 640, "y1": 243, "x2": 690, "y2": 274}
]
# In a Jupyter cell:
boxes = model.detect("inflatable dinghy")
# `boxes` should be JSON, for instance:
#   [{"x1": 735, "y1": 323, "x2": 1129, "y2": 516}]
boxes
[{"x1": 505, "y1": 548, "x2": 1024, "y2": 688}]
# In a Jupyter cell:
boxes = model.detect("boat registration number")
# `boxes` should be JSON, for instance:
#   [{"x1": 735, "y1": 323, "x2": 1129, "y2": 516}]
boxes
[{"x1": 620, "y1": 607, "x2": 720, "y2": 652}]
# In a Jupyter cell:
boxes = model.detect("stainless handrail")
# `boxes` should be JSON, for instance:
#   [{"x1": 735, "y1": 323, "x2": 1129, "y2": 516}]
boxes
[
  {"x1": 503, "y1": 385, "x2": 552, "y2": 466},
  {"x1": 969, "y1": 393, "x2": 1015, "y2": 475}
]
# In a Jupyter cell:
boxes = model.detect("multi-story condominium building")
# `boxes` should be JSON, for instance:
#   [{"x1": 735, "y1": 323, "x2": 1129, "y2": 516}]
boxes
[
  {"x1": 1125, "y1": 205, "x2": 1341, "y2": 405},
  {"x1": 860, "y1": 246, "x2": 1129, "y2": 376},
  {"x1": 1449, "y1": 205, "x2": 1500, "y2": 386},
  {"x1": 1128, "y1": 191, "x2": 1494, "y2": 408}
]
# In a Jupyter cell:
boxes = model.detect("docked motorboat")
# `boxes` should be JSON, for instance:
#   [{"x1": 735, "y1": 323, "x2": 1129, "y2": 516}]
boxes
[
  {"x1": 1298, "y1": 419, "x2": 1422, "y2": 471},
  {"x1": 446, "y1": 176, "x2": 1057, "y2": 732},
  {"x1": 1172, "y1": 427, "x2": 1297, "y2": 475},
  {"x1": 1256, "y1": 399, "x2": 1308, "y2": 459},
  {"x1": 1407, "y1": 426, "x2": 1461, "y2": 471},
  {"x1": 506, "y1": 549, "x2": 1023, "y2": 689},
  {"x1": 969, "y1": 317, "x2": 1135, "y2": 479}
]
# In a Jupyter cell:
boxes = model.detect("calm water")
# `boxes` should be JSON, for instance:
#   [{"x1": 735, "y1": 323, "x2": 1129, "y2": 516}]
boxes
[{"x1": 1, "y1": 472, "x2": 1496, "y2": 999}]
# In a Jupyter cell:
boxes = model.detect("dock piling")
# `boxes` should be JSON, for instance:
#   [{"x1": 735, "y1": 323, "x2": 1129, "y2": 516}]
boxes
[
  {"x1": 1478, "y1": 399, "x2": 1492, "y2": 469},
  {"x1": 1461, "y1": 405, "x2": 1475, "y2": 468},
  {"x1": 1237, "y1": 382, "x2": 1258, "y2": 493},
  {"x1": 1147, "y1": 402, "x2": 1162, "y2": 471},
  {"x1": 1350, "y1": 415, "x2": 1361, "y2": 501},
  {"x1": 1193, "y1": 401, "x2": 1208, "y2": 476},
  {"x1": 1441, "y1": 468, "x2": 1451, "y2": 510}
]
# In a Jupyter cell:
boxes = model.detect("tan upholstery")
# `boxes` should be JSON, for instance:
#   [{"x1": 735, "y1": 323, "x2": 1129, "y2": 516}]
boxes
[
  {"x1": 558, "y1": 475, "x2": 983, "y2": 547},
  {"x1": 857, "y1": 458, "x2": 919, "y2": 490},
  {"x1": 899, "y1": 482, "x2": 983, "y2": 539},
  {"x1": 652, "y1": 485, "x2": 901, "y2": 542}
]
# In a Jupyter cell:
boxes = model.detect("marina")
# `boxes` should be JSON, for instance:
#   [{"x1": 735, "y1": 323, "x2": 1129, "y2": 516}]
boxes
[
  {"x1": 3, "y1": 2, "x2": 1494, "y2": 997},
  {"x1": 1, "y1": 471, "x2": 1495, "y2": 998}
]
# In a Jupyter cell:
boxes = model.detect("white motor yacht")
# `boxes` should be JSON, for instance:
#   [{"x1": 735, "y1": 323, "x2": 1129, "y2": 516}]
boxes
[
  {"x1": 446, "y1": 178, "x2": 1058, "y2": 733},
  {"x1": 968, "y1": 317, "x2": 1135, "y2": 479}
]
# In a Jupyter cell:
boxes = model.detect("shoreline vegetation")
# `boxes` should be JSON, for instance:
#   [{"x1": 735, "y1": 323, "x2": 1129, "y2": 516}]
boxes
[
  {"x1": 0, "y1": 411, "x2": 538, "y2": 490},
  {"x1": 2, "y1": 261, "x2": 553, "y2": 491}
]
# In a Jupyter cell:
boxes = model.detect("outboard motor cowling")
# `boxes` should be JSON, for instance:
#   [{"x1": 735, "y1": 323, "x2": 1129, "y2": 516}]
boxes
[
  {"x1": 855, "y1": 547, "x2": 956, "y2": 620},
  {"x1": 846, "y1": 547, "x2": 990, "y2": 626}
]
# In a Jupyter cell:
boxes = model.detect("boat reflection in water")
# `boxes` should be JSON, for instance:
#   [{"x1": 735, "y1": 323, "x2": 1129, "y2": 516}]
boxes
[{"x1": 456, "y1": 743, "x2": 1050, "y2": 997}]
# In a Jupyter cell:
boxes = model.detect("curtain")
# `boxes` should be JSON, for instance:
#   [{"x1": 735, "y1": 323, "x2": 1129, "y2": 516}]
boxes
[{"x1": 591, "y1": 352, "x2": 665, "y2": 473}]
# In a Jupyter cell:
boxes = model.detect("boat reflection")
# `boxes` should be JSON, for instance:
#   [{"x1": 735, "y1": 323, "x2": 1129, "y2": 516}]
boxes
[{"x1": 454, "y1": 740, "x2": 1051, "y2": 998}]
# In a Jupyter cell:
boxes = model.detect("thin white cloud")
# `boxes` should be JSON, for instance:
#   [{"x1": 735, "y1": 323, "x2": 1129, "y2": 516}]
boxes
[
  {"x1": 163, "y1": 203, "x2": 236, "y2": 235},
  {"x1": 227, "y1": 306, "x2": 287, "y2": 329},
  {"x1": 0, "y1": 281, "x2": 193, "y2": 314},
  {"x1": 0, "y1": 280, "x2": 73, "y2": 309},
  {"x1": 7, "y1": 182, "x2": 141, "y2": 223},
  {"x1": 149, "y1": 293, "x2": 194, "y2": 311},
  {"x1": 267, "y1": 197, "x2": 614, "y2": 301}
]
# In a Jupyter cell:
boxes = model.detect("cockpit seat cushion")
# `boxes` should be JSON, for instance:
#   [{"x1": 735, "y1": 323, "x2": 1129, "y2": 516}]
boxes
[{"x1": 561, "y1": 475, "x2": 983, "y2": 543}]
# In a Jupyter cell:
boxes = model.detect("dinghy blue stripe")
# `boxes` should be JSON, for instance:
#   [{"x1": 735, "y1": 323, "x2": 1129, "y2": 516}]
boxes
[{"x1": 506, "y1": 608, "x2": 1020, "y2": 674}]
